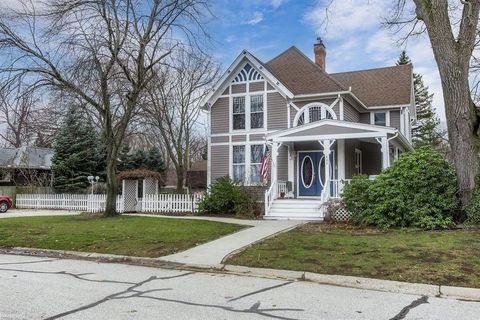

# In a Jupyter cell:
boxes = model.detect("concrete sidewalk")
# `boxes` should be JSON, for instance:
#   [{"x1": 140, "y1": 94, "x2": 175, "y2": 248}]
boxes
[
  {"x1": 0, "y1": 209, "x2": 81, "y2": 218},
  {"x1": 128, "y1": 214, "x2": 303, "y2": 265}
]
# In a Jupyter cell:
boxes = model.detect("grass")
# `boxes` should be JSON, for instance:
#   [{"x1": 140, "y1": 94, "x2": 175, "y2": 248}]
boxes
[
  {"x1": 227, "y1": 223, "x2": 480, "y2": 288},
  {"x1": 0, "y1": 214, "x2": 245, "y2": 257}
]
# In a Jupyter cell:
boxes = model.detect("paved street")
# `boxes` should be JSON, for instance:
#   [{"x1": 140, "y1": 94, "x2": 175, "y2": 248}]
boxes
[{"x1": 0, "y1": 254, "x2": 478, "y2": 320}]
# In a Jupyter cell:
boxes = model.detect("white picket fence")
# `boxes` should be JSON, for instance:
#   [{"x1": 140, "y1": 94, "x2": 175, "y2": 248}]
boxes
[
  {"x1": 142, "y1": 194, "x2": 203, "y2": 213},
  {"x1": 15, "y1": 193, "x2": 203, "y2": 214}
]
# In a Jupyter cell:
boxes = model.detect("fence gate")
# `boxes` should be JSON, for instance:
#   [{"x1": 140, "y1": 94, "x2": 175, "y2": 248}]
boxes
[{"x1": 122, "y1": 179, "x2": 138, "y2": 212}]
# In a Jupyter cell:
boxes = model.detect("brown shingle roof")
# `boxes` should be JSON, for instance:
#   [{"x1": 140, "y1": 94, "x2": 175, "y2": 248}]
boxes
[
  {"x1": 265, "y1": 46, "x2": 346, "y2": 95},
  {"x1": 331, "y1": 64, "x2": 412, "y2": 107}
]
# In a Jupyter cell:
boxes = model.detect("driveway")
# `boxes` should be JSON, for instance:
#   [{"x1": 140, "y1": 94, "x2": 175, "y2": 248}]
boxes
[{"x1": 0, "y1": 254, "x2": 478, "y2": 320}]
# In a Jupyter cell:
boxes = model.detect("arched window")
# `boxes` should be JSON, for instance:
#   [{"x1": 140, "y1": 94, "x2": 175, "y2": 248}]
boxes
[{"x1": 293, "y1": 102, "x2": 337, "y2": 127}]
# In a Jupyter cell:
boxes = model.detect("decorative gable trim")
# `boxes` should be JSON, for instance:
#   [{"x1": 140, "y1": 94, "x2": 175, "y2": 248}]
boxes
[
  {"x1": 202, "y1": 50, "x2": 294, "y2": 110},
  {"x1": 232, "y1": 63, "x2": 264, "y2": 83}
]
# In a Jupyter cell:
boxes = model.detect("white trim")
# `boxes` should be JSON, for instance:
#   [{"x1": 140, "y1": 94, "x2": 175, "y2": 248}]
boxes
[
  {"x1": 274, "y1": 133, "x2": 387, "y2": 142},
  {"x1": 202, "y1": 50, "x2": 294, "y2": 108},
  {"x1": 354, "y1": 148, "x2": 363, "y2": 174},
  {"x1": 207, "y1": 110, "x2": 212, "y2": 187},
  {"x1": 337, "y1": 139, "x2": 345, "y2": 181},
  {"x1": 367, "y1": 104, "x2": 410, "y2": 110},
  {"x1": 339, "y1": 95, "x2": 344, "y2": 121},
  {"x1": 267, "y1": 119, "x2": 396, "y2": 140},
  {"x1": 292, "y1": 101, "x2": 338, "y2": 127},
  {"x1": 370, "y1": 110, "x2": 390, "y2": 127}
]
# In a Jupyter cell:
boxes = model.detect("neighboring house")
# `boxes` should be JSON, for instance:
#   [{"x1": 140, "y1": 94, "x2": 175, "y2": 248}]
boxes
[
  {"x1": 186, "y1": 160, "x2": 207, "y2": 191},
  {"x1": 203, "y1": 39, "x2": 415, "y2": 220},
  {"x1": 0, "y1": 146, "x2": 53, "y2": 186}
]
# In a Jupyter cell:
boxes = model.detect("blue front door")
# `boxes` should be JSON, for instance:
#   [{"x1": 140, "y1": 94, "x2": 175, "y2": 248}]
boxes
[{"x1": 298, "y1": 152, "x2": 323, "y2": 197}]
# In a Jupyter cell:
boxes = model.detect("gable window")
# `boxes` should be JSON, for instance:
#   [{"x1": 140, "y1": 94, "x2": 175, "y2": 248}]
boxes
[
  {"x1": 250, "y1": 95, "x2": 264, "y2": 129},
  {"x1": 232, "y1": 145, "x2": 245, "y2": 181},
  {"x1": 250, "y1": 144, "x2": 264, "y2": 183},
  {"x1": 232, "y1": 97, "x2": 246, "y2": 130},
  {"x1": 373, "y1": 112, "x2": 386, "y2": 126}
]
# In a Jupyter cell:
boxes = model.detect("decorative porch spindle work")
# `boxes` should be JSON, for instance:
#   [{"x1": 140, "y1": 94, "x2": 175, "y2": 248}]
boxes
[{"x1": 293, "y1": 101, "x2": 338, "y2": 127}]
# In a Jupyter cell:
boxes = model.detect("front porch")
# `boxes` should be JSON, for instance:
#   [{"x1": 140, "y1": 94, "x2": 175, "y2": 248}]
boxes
[{"x1": 264, "y1": 119, "x2": 412, "y2": 220}]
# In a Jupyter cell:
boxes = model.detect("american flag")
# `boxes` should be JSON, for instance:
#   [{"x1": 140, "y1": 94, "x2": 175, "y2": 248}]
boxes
[{"x1": 260, "y1": 148, "x2": 271, "y2": 181}]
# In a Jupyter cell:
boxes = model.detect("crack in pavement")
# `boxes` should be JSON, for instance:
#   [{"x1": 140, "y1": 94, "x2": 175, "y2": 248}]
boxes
[
  {"x1": 0, "y1": 258, "x2": 59, "y2": 265},
  {"x1": 389, "y1": 295, "x2": 429, "y2": 320},
  {"x1": 1, "y1": 266, "x2": 303, "y2": 320},
  {"x1": 228, "y1": 281, "x2": 293, "y2": 302}
]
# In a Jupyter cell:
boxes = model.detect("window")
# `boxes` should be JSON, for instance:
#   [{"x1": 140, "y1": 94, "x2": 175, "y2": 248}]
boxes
[
  {"x1": 355, "y1": 149, "x2": 362, "y2": 174},
  {"x1": 250, "y1": 144, "x2": 264, "y2": 183},
  {"x1": 232, "y1": 97, "x2": 245, "y2": 130},
  {"x1": 250, "y1": 95, "x2": 264, "y2": 129},
  {"x1": 232, "y1": 145, "x2": 245, "y2": 181},
  {"x1": 374, "y1": 112, "x2": 386, "y2": 126}
]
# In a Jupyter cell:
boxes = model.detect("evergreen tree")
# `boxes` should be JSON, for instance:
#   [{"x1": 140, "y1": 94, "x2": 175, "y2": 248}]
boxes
[
  {"x1": 397, "y1": 50, "x2": 442, "y2": 148},
  {"x1": 117, "y1": 144, "x2": 165, "y2": 174},
  {"x1": 51, "y1": 107, "x2": 102, "y2": 192}
]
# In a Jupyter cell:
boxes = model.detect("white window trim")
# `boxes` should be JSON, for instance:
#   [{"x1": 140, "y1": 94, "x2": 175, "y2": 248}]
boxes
[
  {"x1": 230, "y1": 92, "x2": 267, "y2": 133},
  {"x1": 370, "y1": 110, "x2": 390, "y2": 127},
  {"x1": 230, "y1": 142, "x2": 266, "y2": 186}
]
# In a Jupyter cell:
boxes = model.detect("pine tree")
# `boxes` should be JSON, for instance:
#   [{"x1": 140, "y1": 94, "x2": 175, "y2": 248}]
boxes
[
  {"x1": 397, "y1": 50, "x2": 442, "y2": 148},
  {"x1": 51, "y1": 107, "x2": 102, "y2": 192}
]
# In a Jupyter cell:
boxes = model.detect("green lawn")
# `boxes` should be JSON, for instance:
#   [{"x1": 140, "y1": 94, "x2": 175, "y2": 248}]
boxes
[
  {"x1": 0, "y1": 214, "x2": 244, "y2": 257},
  {"x1": 227, "y1": 223, "x2": 480, "y2": 288}
]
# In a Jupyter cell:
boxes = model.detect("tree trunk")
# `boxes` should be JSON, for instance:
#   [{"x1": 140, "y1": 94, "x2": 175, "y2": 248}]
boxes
[
  {"x1": 104, "y1": 129, "x2": 119, "y2": 217},
  {"x1": 438, "y1": 62, "x2": 479, "y2": 205},
  {"x1": 176, "y1": 166, "x2": 185, "y2": 193}
]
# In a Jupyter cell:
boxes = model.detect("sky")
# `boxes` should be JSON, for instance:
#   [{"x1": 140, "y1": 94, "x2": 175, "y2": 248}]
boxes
[{"x1": 208, "y1": 0, "x2": 445, "y2": 121}]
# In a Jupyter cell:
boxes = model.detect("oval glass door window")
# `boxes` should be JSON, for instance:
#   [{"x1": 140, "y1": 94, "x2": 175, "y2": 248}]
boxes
[
  {"x1": 301, "y1": 156, "x2": 314, "y2": 188},
  {"x1": 319, "y1": 155, "x2": 326, "y2": 187}
]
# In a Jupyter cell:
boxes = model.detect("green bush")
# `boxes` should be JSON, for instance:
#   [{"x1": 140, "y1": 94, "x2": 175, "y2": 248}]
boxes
[
  {"x1": 198, "y1": 177, "x2": 260, "y2": 219},
  {"x1": 465, "y1": 176, "x2": 480, "y2": 225},
  {"x1": 342, "y1": 147, "x2": 458, "y2": 229}
]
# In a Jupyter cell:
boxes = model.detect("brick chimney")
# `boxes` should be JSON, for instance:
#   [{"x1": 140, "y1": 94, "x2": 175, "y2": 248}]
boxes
[{"x1": 314, "y1": 37, "x2": 326, "y2": 70}]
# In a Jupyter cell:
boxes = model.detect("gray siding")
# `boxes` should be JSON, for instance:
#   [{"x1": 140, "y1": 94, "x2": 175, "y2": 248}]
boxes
[
  {"x1": 359, "y1": 113, "x2": 370, "y2": 124},
  {"x1": 232, "y1": 135, "x2": 246, "y2": 142},
  {"x1": 211, "y1": 136, "x2": 228, "y2": 143},
  {"x1": 211, "y1": 145, "x2": 229, "y2": 180},
  {"x1": 277, "y1": 145, "x2": 288, "y2": 181},
  {"x1": 249, "y1": 81, "x2": 264, "y2": 92},
  {"x1": 231, "y1": 83, "x2": 246, "y2": 94},
  {"x1": 390, "y1": 110, "x2": 401, "y2": 130},
  {"x1": 344, "y1": 101, "x2": 360, "y2": 122},
  {"x1": 250, "y1": 134, "x2": 265, "y2": 141},
  {"x1": 267, "y1": 82, "x2": 275, "y2": 90},
  {"x1": 222, "y1": 87, "x2": 229, "y2": 95},
  {"x1": 211, "y1": 97, "x2": 229, "y2": 134},
  {"x1": 267, "y1": 92, "x2": 288, "y2": 130}
]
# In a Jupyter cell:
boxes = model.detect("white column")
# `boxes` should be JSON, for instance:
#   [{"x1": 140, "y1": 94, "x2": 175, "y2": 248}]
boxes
[
  {"x1": 378, "y1": 136, "x2": 390, "y2": 170},
  {"x1": 319, "y1": 139, "x2": 334, "y2": 200},
  {"x1": 337, "y1": 139, "x2": 345, "y2": 190},
  {"x1": 339, "y1": 95, "x2": 344, "y2": 121},
  {"x1": 287, "y1": 144, "x2": 295, "y2": 184},
  {"x1": 271, "y1": 142, "x2": 279, "y2": 198}
]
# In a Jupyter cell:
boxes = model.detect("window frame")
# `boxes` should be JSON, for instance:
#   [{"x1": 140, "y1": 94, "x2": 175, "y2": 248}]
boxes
[
  {"x1": 232, "y1": 145, "x2": 246, "y2": 182},
  {"x1": 230, "y1": 92, "x2": 266, "y2": 132},
  {"x1": 249, "y1": 144, "x2": 265, "y2": 184},
  {"x1": 232, "y1": 96, "x2": 246, "y2": 130},
  {"x1": 249, "y1": 94, "x2": 264, "y2": 129},
  {"x1": 354, "y1": 148, "x2": 363, "y2": 174},
  {"x1": 370, "y1": 111, "x2": 390, "y2": 127},
  {"x1": 230, "y1": 143, "x2": 267, "y2": 185}
]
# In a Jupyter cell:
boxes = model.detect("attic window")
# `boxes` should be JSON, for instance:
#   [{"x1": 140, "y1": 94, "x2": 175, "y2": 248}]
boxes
[{"x1": 232, "y1": 63, "x2": 264, "y2": 83}]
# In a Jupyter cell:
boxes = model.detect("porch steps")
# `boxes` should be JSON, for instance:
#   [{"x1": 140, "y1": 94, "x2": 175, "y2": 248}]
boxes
[{"x1": 265, "y1": 199, "x2": 324, "y2": 220}]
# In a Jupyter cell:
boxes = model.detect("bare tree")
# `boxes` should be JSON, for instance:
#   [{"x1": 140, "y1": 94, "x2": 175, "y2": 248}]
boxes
[
  {"x1": 0, "y1": 0, "x2": 210, "y2": 215},
  {"x1": 143, "y1": 47, "x2": 218, "y2": 192},
  {"x1": 0, "y1": 78, "x2": 37, "y2": 147}
]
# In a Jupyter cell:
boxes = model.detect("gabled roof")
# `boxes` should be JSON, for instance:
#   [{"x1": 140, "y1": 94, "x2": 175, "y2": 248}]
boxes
[
  {"x1": 265, "y1": 46, "x2": 347, "y2": 95},
  {"x1": 0, "y1": 146, "x2": 53, "y2": 169},
  {"x1": 331, "y1": 65, "x2": 413, "y2": 107}
]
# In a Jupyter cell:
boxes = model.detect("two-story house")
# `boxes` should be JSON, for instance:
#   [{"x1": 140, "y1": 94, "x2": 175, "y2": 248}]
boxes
[{"x1": 203, "y1": 39, "x2": 415, "y2": 220}]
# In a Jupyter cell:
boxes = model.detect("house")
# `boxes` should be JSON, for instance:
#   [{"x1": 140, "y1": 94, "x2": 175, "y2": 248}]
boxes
[
  {"x1": 203, "y1": 39, "x2": 415, "y2": 220},
  {"x1": 0, "y1": 146, "x2": 53, "y2": 186}
]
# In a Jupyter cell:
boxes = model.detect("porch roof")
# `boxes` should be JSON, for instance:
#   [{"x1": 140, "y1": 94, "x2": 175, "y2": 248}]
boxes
[{"x1": 266, "y1": 119, "x2": 413, "y2": 150}]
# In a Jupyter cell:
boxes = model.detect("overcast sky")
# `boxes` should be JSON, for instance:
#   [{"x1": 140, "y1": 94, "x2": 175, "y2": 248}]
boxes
[{"x1": 209, "y1": 0, "x2": 445, "y2": 121}]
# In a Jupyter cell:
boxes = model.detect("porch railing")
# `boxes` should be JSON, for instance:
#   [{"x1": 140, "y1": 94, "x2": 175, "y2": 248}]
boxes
[
  {"x1": 264, "y1": 180, "x2": 277, "y2": 214},
  {"x1": 277, "y1": 181, "x2": 288, "y2": 198}
]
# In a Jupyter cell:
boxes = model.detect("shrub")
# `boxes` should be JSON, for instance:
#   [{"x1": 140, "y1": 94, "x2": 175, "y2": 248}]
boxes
[
  {"x1": 465, "y1": 176, "x2": 480, "y2": 225},
  {"x1": 198, "y1": 177, "x2": 260, "y2": 219},
  {"x1": 342, "y1": 147, "x2": 458, "y2": 229}
]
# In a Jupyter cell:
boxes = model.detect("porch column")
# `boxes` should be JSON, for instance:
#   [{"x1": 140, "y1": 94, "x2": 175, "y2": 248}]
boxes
[
  {"x1": 271, "y1": 142, "x2": 279, "y2": 197},
  {"x1": 287, "y1": 144, "x2": 295, "y2": 185},
  {"x1": 377, "y1": 135, "x2": 390, "y2": 170},
  {"x1": 337, "y1": 139, "x2": 345, "y2": 191},
  {"x1": 319, "y1": 139, "x2": 335, "y2": 199}
]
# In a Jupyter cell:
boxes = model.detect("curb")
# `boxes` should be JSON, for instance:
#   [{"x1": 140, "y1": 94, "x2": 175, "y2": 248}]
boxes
[{"x1": 2, "y1": 247, "x2": 479, "y2": 301}]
